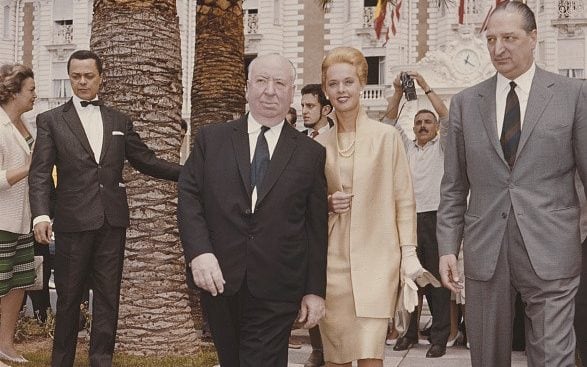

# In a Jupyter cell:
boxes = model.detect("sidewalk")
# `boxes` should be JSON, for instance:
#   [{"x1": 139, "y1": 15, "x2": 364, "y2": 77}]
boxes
[{"x1": 287, "y1": 329, "x2": 528, "y2": 367}]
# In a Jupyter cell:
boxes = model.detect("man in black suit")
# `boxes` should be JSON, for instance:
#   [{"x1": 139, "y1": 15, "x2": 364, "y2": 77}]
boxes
[
  {"x1": 178, "y1": 54, "x2": 328, "y2": 367},
  {"x1": 29, "y1": 50, "x2": 180, "y2": 367}
]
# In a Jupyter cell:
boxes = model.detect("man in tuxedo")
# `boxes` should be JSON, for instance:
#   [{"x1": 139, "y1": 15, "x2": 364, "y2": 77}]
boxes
[
  {"x1": 178, "y1": 54, "x2": 328, "y2": 367},
  {"x1": 29, "y1": 50, "x2": 180, "y2": 367},
  {"x1": 437, "y1": 2, "x2": 587, "y2": 366},
  {"x1": 300, "y1": 83, "x2": 333, "y2": 139}
]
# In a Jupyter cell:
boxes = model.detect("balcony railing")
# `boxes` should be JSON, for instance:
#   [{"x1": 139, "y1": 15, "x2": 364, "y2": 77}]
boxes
[
  {"x1": 53, "y1": 23, "x2": 73, "y2": 44},
  {"x1": 362, "y1": 85, "x2": 386, "y2": 101},
  {"x1": 559, "y1": 0, "x2": 584, "y2": 18},
  {"x1": 363, "y1": 6, "x2": 375, "y2": 28},
  {"x1": 245, "y1": 10, "x2": 259, "y2": 34}
]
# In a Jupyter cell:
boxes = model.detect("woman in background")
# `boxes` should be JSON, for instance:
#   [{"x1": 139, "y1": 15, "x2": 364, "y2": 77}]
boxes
[
  {"x1": 316, "y1": 47, "x2": 422, "y2": 367},
  {"x1": 0, "y1": 63, "x2": 37, "y2": 364}
]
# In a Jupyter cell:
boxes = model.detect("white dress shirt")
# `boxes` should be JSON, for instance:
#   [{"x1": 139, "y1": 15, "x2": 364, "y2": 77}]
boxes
[
  {"x1": 496, "y1": 63, "x2": 535, "y2": 137},
  {"x1": 72, "y1": 95, "x2": 104, "y2": 163},
  {"x1": 247, "y1": 114, "x2": 284, "y2": 211}
]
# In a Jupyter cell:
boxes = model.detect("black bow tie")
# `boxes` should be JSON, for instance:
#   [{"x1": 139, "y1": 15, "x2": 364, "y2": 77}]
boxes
[{"x1": 80, "y1": 100, "x2": 103, "y2": 107}]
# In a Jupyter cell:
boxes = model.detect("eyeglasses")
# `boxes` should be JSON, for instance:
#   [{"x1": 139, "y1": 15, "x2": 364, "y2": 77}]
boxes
[{"x1": 249, "y1": 76, "x2": 292, "y2": 91}]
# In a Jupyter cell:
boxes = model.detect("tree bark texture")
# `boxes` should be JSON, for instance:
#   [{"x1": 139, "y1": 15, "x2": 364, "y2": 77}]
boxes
[
  {"x1": 91, "y1": 0, "x2": 198, "y2": 355},
  {"x1": 191, "y1": 0, "x2": 246, "y2": 139}
]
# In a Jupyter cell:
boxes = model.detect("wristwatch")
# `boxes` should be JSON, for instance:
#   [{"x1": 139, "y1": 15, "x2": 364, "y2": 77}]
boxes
[{"x1": 425, "y1": 89, "x2": 433, "y2": 95}]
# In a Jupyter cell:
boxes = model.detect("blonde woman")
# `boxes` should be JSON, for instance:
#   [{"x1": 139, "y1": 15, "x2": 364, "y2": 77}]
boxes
[
  {"x1": 0, "y1": 63, "x2": 37, "y2": 364},
  {"x1": 316, "y1": 47, "x2": 423, "y2": 367}
]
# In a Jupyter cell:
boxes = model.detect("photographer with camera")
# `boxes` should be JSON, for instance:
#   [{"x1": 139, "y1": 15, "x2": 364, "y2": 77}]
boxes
[{"x1": 382, "y1": 71, "x2": 451, "y2": 358}]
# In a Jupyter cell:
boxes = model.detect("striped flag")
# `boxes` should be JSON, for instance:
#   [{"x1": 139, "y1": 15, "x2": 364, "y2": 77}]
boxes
[
  {"x1": 374, "y1": 0, "x2": 388, "y2": 39},
  {"x1": 458, "y1": 0, "x2": 465, "y2": 24},
  {"x1": 391, "y1": 0, "x2": 402, "y2": 36}
]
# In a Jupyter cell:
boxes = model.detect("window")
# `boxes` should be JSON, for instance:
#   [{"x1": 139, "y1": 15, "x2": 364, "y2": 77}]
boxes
[
  {"x1": 3, "y1": 5, "x2": 10, "y2": 39},
  {"x1": 559, "y1": 69, "x2": 584, "y2": 78},
  {"x1": 366, "y1": 56, "x2": 384, "y2": 85},
  {"x1": 53, "y1": 79, "x2": 72, "y2": 98}
]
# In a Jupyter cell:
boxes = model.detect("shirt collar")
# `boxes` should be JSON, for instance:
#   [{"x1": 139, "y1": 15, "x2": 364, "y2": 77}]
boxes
[
  {"x1": 72, "y1": 94, "x2": 101, "y2": 111},
  {"x1": 412, "y1": 134, "x2": 439, "y2": 149},
  {"x1": 496, "y1": 63, "x2": 536, "y2": 96},
  {"x1": 247, "y1": 113, "x2": 285, "y2": 137}
]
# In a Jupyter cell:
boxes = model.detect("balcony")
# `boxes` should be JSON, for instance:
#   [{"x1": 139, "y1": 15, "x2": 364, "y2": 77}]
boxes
[
  {"x1": 53, "y1": 23, "x2": 73, "y2": 44},
  {"x1": 559, "y1": 0, "x2": 584, "y2": 18},
  {"x1": 363, "y1": 6, "x2": 375, "y2": 28},
  {"x1": 245, "y1": 9, "x2": 258, "y2": 34}
]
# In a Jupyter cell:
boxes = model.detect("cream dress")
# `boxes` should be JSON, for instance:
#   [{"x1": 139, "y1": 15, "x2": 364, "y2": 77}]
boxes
[{"x1": 320, "y1": 132, "x2": 388, "y2": 363}]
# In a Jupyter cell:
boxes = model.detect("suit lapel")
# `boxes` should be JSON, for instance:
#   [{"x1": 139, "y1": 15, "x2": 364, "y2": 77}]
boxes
[
  {"x1": 61, "y1": 99, "x2": 94, "y2": 159},
  {"x1": 231, "y1": 116, "x2": 252, "y2": 195},
  {"x1": 516, "y1": 68, "x2": 552, "y2": 158},
  {"x1": 256, "y1": 122, "x2": 298, "y2": 206},
  {"x1": 478, "y1": 76, "x2": 508, "y2": 166},
  {"x1": 99, "y1": 106, "x2": 114, "y2": 163}
]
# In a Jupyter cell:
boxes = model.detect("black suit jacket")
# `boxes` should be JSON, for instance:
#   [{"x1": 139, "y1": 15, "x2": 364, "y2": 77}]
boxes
[
  {"x1": 178, "y1": 116, "x2": 328, "y2": 303},
  {"x1": 29, "y1": 99, "x2": 180, "y2": 232}
]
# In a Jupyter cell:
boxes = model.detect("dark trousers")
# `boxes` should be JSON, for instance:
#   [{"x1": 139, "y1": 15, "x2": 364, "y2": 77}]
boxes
[
  {"x1": 575, "y1": 237, "x2": 587, "y2": 363},
  {"x1": 404, "y1": 211, "x2": 451, "y2": 346},
  {"x1": 51, "y1": 222, "x2": 126, "y2": 367},
  {"x1": 202, "y1": 279, "x2": 299, "y2": 367},
  {"x1": 466, "y1": 209, "x2": 579, "y2": 367}
]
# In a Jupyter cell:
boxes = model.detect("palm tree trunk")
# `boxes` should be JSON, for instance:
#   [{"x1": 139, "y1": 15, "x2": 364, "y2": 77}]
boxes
[
  {"x1": 91, "y1": 0, "x2": 198, "y2": 355},
  {"x1": 191, "y1": 0, "x2": 246, "y2": 136}
]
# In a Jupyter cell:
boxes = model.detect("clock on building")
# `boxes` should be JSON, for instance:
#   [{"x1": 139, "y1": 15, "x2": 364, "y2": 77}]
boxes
[{"x1": 455, "y1": 49, "x2": 481, "y2": 75}]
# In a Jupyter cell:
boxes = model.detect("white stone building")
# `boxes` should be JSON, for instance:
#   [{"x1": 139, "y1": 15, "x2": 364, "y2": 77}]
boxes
[{"x1": 1, "y1": 0, "x2": 585, "y2": 129}]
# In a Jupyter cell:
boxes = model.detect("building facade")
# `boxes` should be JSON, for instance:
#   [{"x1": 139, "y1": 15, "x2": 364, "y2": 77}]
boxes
[{"x1": 1, "y1": 0, "x2": 585, "y2": 130}]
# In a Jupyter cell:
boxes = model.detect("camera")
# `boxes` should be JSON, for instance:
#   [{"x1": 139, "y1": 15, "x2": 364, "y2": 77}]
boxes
[{"x1": 400, "y1": 72, "x2": 417, "y2": 101}]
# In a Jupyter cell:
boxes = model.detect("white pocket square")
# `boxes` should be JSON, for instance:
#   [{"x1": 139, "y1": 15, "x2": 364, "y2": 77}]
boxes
[{"x1": 112, "y1": 131, "x2": 124, "y2": 136}]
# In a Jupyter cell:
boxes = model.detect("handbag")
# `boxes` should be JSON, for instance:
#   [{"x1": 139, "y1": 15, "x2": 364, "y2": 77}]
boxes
[{"x1": 28, "y1": 256, "x2": 44, "y2": 291}]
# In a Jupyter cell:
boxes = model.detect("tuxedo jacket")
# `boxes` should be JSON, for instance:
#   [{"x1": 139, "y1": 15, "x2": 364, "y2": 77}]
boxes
[
  {"x1": 29, "y1": 99, "x2": 180, "y2": 232},
  {"x1": 437, "y1": 68, "x2": 587, "y2": 281},
  {"x1": 178, "y1": 116, "x2": 328, "y2": 303}
]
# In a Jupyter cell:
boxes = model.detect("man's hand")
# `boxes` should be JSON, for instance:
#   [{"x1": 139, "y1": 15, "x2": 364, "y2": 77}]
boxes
[
  {"x1": 190, "y1": 253, "x2": 225, "y2": 296},
  {"x1": 439, "y1": 254, "x2": 463, "y2": 293},
  {"x1": 328, "y1": 191, "x2": 353, "y2": 214},
  {"x1": 297, "y1": 294, "x2": 325, "y2": 329},
  {"x1": 33, "y1": 221, "x2": 52, "y2": 245}
]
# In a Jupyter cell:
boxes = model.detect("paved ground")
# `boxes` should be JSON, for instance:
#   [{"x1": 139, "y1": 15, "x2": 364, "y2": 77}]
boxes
[{"x1": 286, "y1": 329, "x2": 527, "y2": 367}]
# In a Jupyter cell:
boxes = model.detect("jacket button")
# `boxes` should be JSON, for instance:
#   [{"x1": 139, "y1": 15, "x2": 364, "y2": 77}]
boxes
[
  {"x1": 245, "y1": 208, "x2": 251, "y2": 215},
  {"x1": 248, "y1": 235, "x2": 254, "y2": 240},
  {"x1": 501, "y1": 212, "x2": 507, "y2": 219},
  {"x1": 99, "y1": 184, "x2": 104, "y2": 188}
]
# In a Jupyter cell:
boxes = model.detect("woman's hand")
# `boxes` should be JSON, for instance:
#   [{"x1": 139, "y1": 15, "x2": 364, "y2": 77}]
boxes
[{"x1": 328, "y1": 191, "x2": 354, "y2": 214}]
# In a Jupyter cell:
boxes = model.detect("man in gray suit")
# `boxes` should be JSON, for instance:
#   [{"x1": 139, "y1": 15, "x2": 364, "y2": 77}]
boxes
[{"x1": 437, "y1": 2, "x2": 587, "y2": 366}]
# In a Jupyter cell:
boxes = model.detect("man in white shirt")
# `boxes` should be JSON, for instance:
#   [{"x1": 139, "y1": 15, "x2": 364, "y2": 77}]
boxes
[
  {"x1": 29, "y1": 50, "x2": 180, "y2": 367},
  {"x1": 437, "y1": 2, "x2": 587, "y2": 366},
  {"x1": 383, "y1": 72, "x2": 450, "y2": 358}
]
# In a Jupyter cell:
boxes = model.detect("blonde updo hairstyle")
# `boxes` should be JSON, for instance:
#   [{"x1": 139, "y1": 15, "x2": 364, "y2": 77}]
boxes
[
  {"x1": 321, "y1": 47, "x2": 368, "y2": 89},
  {"x1": 0, "y1": 64, "x2": 34, "y2": 105}
]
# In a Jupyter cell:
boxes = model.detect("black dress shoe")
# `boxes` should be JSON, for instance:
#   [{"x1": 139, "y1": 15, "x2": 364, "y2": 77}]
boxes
[
  {"x1": 393, "y1": 336, "x2": 417, "y2": 351},
  {"x1": 304, "y1": 349, "x2": 324, "y2": 367},
  {"x1": 426, "y1": 344, "x2": 447, "y2": 358}
]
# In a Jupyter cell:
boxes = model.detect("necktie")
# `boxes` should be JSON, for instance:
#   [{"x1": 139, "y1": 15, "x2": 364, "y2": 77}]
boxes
[
  {"x1": 251, "y1": 126, "x2": 270, "y2": 190},
  {"x1": 500, "y1": 81, "x2": 520, "y2": 168},
  {"x1": 310, "y1": 130, "x2": 319, "y2": 139},
  {"x1": 80, "y1": 100, "x2": 103, "y2": 107}
]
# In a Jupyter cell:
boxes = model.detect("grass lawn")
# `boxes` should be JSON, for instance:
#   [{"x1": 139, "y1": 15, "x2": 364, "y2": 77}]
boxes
[{"x1": 18, "y1": 339, "x2": 218, "y2": 367}]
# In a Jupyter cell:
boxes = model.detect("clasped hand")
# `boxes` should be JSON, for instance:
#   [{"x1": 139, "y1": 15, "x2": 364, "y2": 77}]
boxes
[
  {"x1": 190, "y1": 253, "x2": 226, "y2": 296},
  {"x1": 297, "y1": 294, "x2": 325, "y2": 329},
  {"x1": 328, "y1": 191, "x2": 353, "y2": 214}
]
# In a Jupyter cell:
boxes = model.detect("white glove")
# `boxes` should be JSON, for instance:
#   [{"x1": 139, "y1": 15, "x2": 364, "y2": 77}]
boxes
[{"x1": 400, "y1": 245, "x2": 424, "y2": 281}]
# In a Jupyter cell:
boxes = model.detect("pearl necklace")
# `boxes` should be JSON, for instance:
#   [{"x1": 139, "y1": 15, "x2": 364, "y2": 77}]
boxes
[{"x1": 337, "y1": 133, "x2": 356, "y2": 158}]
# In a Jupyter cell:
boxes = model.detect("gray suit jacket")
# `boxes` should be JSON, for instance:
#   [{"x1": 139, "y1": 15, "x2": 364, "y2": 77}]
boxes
[{"x1": 437, "y1": 67, "x2": 587, "y2": 281}]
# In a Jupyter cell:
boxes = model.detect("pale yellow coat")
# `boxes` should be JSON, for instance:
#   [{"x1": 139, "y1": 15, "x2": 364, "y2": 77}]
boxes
[{"x1": 316, "y1": 108, "x2": 417, "y2": 318}]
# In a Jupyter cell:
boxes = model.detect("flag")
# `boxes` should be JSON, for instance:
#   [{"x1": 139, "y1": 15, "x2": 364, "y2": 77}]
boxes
[
  {"x1": 374, "y1": 0, "x2": 388, "y2": 39},
  {"x1": 391, "y1": 0, "x2": 402, "y2": 36},
  {"x1": 458, "y1": 0, "x2": 465, "y2": 24},
  {"x1": 479, "y1": 5, "x2": 493, "y2": 33}
]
